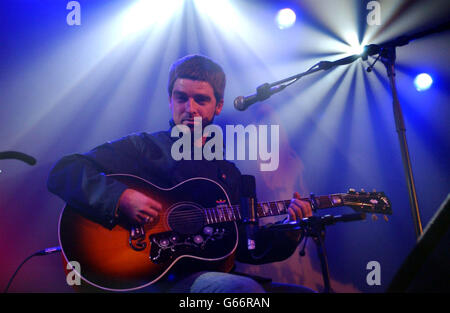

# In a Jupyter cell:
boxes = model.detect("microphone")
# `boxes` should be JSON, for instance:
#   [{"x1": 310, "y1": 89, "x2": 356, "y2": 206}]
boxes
[
  {"x1": 240, "y1": 175, "x2": 258, "y2": 251},
  {"x1": 234, "y1": 83, "x2": 286, "y2": 111}
]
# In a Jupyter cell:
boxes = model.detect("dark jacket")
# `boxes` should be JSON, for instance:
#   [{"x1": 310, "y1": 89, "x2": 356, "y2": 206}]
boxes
[{"x1": 47, "y1": 127, "x2": 300, "y2": 268}]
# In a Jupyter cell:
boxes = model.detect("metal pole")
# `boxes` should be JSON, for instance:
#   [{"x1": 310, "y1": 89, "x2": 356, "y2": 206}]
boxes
[{"x1": 383, "y1": 48, "x2": 423, "y2": 238}]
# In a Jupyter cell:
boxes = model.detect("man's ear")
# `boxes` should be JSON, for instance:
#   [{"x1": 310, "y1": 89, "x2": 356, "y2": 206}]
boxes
[
  {"x1": 215, "y1": 99, "x2": 224, "y2": 116},
  {"x1": 168, "y1": 96, "x2": 173, "y2": 110}
]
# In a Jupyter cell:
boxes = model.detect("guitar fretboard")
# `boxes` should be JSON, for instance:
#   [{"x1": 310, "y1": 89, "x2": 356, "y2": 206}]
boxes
[{"x1": 203, "y1": 194, "x2": 345, "y2": 225}]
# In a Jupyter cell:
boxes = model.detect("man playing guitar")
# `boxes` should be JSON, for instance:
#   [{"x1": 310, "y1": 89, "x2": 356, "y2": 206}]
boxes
[{"x1": 48, "y1": 54, "x2": 314, "y2": 293}]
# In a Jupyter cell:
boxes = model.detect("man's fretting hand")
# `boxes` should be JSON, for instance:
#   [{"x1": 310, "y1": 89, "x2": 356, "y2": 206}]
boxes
[
  {"x1": 287, "y1": 192, "x2": 313, "y2": 221},
  {"x1": 117, "y1": 189, "x2": 162, "y2": 225}
]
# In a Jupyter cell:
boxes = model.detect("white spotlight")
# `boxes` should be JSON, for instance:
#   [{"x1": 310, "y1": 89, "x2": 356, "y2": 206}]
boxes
[
  {"x1": 342, "y1": 31, "x2": 366, "y2": 55},
  {"x1": 121, "y1": 0, "x2": 184, "y2": 37},
  {"x1": 276, "y1": 8, "x2": 296, "y2": 30},
  {"x1": 348, "y1": 44, "x2": 365, "y2": 55}
]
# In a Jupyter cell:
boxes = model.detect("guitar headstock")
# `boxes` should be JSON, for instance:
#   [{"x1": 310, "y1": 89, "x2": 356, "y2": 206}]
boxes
[{"x1": 341, "y1": 188, "x2": 392, "y2": 218}]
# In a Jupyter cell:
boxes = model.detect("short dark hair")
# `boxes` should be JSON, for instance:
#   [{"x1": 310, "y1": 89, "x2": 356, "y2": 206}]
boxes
[{"x1": 168, "y1": 54, "x2": 226, "y2": 102}]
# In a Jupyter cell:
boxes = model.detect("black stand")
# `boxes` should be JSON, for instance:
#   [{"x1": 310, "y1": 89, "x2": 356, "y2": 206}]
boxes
[
  {"x1": 0, "y1": 151, "x2": 36, "y2": 165},
  {"x1": 301, "y1": 216, "x2": 333, "y2": 293},
  {"x1": 272, "y1": 213, "x2": 366, "y2": 293},
  {"x1": 381, "y1": 47, "x2": 422, "y2": 237},
  {"x1": 363, "y1": 22, "x2": 450, "y2": 237}
]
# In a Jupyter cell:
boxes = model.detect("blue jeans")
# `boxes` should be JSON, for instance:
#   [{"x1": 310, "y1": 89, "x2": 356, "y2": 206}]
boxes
[{"x1": 144, "y1": 271, "x2": 316, "y2": 293}]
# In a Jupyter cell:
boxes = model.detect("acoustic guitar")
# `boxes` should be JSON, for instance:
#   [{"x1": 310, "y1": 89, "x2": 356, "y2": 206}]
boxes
[{"x1": 58, "y1": 174, "x2": 391, "y2": 291}]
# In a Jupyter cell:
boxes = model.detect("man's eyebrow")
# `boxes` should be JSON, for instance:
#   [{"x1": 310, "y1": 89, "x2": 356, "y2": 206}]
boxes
[
  {"x1": 173, "y1": 90, "x2": 187, "y2": 96},
  {"x1": 173, "y1": 90, "x2": 211, "y2": 100},
  {"x1": 194, "y1": 94, "x2": 211, "y2": 100}
]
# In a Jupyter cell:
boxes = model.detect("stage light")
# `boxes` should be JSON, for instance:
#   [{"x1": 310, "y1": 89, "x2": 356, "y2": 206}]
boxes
[
  {"x1": 342, "y1": 31, "x2": 366, "y2": 55},
  {"x1": 275, "y1": 8, "x2": 296, "y2": 30},
  {"x1": 414, "y1": 73, "x2": 433, "y2": 91},
  {"x1": 120, "y1": 0, "x2": 184, "y2": 37},
  {"x1": 349, "y1": 44, "x2": 365, "y2": 55},
  {"x1": 193, "y1": 0, "x2": 241, "y2": 30}
]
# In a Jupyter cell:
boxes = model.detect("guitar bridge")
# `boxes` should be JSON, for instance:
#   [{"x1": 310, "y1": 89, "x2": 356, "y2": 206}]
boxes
[{"x1": 148, "y1": 227, "x2": 228, "y2": 264}]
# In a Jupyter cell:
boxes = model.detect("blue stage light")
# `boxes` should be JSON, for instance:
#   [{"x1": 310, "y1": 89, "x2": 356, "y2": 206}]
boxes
[{"x1": 414, "y1": 73, "x2": 433, "y2": 91}]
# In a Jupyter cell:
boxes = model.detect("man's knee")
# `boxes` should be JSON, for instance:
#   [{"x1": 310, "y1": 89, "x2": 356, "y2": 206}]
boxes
[{"x1": 190, "y1": 272, "x2": 265, "y2": 293}]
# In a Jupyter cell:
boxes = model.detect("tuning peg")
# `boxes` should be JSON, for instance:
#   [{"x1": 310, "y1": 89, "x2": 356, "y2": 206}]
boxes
[
  {"x1": 348, "y1": 188, "x2": 356, "y2": 194},
  {"x1": 371, "y1": 214, "x2": 378, "y2": 221},
  {"x1": 383, "y1": 215, "x2": 389, "y2": 222}
]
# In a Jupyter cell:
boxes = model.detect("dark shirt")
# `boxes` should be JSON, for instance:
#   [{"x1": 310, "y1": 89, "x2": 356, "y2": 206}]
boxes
[{"x1": 47, "y1": 125, "x2": 300, "y2": 270}]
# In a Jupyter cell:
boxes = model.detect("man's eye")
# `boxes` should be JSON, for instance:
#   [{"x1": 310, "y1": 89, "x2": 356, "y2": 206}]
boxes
[{"x1": 195, "y1": 97, "x2": 208, "y2": 104}]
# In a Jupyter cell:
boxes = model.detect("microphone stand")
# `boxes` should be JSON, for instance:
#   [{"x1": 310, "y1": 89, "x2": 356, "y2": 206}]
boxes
[
  {"x1": 271, "y1": 212, "x2": 367, "y2": 293},
  {"x1": 254, "y1": 54, "x2": 362, "y2": 98},
  {"x1": 255, "y1": 22, "x2": 450, "y2": 239},
  {"x1": 0, "y1": 151, "x2": 37, "y2": 166},
  {"x1": 360, "y1": 22, "x2": 450, "y2": 238}
]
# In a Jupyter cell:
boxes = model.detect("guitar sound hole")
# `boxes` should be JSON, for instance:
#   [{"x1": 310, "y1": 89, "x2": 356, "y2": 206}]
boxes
[{"x1": 168, "y1": 203, "x2": 205, "y2": 235}]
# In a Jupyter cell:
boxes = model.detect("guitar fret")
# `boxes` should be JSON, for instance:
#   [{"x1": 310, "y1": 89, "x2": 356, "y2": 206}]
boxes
[
  {"x1": 216, "y1": 208, "x2": 222, "y2": 223},
  {"x1": 215, "y1": 208, "x2": 220, "y2": 223},
  {"x1": 262, "y1": 203, "x2": 270, "y2": 216},
  {"x1": 221, "y1": 207, "x2": 227, "y2": 222},
  {"x1": 223, "y1": 207, "x2": 228, "y2": 222},
  {"x1": 228, "y1": 206, "x2": 235, "y2": 221},
  {"x1": 266, "y1": 202, "x2": 273, "y2": 215},
  {"x1": 229, "y1": 206, "x2": 235, "y2": 221},
  {"x1": 256, "y1": 203, "x2": 263, "y2": 218},
  {"x1": 216, "y1": 208, "x2": 221, "y2": 222},
  {"x1": 211, "y1": 208, "x2": 218, "y2": 223},
  {"x1": 234, "y1": 205, "x2": 241, "y2": 220},
  {"x1": 327, "y1": 195, "x2": 335, "y2": 208},
  {"x1": 276, "y1": 201, "x2": 286, "y2": 214},
  {"x1": 265, "y1": 202, "x2": 270, "y2": 215},
  {"x1": 269, "y1": 202, "x2": 278, "y2": 215},
  {"x1": 209, "y1": 209, "x2": 215, "y2": 223},
  {"x1": 205, "y1": 209, "x2": 210, "y2": 224},
  {"x1": 226, "y1": 207, "x2": 231, "y2": 221},
  {"x1": 225, "y1": 206, "x2": 231, "y2": 221},
  {"x1": 284, "y1": 200, "x2": 291, "y2": 210},
  {"x1": 222, "y1": 207, "x2": 227, "y2": 221},
  {"x1": 220, "y1": 207, "x2": 227, "y2": 222}
]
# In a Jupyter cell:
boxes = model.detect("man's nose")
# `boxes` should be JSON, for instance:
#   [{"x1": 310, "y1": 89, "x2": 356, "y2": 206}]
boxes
[{"x1": 185, "y1": 98, "x2": 198, "y2": 114}]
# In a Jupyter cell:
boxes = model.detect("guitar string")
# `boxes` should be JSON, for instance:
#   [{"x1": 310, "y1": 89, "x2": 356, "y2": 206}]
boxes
[
  {"x1": 140, "y1": 209, "x2": 287, "y2": 229},
  {"x1": 156, "y1": 207, "x2": 288, "y2": 220},
  {"x1": 137, "y1": 205, "x2": 288, "y2": 226},
  {"x1": 140, "y1": 194, "x2": 378, "y2": 224},
  {"x1": 146, "y1": 195, "x2": 352, "y2": 221},
  {"x1": 159, "y1": 200, "x2": 293, "y2": 217},
  {"x1": 129, "y1": 198, "x2": 378, "y2": 233},
  {"x1": 159, "y1": 204, "x2": 290, "y2": 220},
  {"x1": 146, "y1": 200, "x2": 379, "y2": 226},
  {"x1": 152, "y1": 195, "x2": 349, "y2": 220}
]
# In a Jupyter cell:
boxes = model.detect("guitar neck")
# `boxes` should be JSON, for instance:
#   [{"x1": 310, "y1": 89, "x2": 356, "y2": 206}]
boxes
[
  {"x1": 204, "y1": 194, "x2": 346, "y2": 225},
  {"x1": 255, "y1": 194, "x2": 345, "y2": 218}
]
